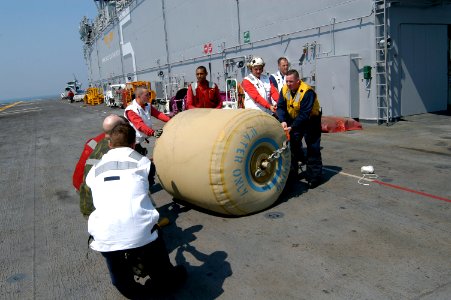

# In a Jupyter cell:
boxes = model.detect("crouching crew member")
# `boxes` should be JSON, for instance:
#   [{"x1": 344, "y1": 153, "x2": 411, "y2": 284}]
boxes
[
  {"x1": 86, "y1": 123, "x2": 186, "y2": 298},
  {"x1": 74, "y1": 114, "x2": 126, "y2": 218},
  {"x1": 276, "y1": 69, "x2": 323, "y2": 188},
  {"x1": 124, "y1": 86, "x2": 170, "y2": 156}
]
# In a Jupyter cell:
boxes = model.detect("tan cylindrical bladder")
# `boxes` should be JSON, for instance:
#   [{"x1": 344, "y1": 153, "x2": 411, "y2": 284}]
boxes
[{"x1": 153, "y1": 109, "x2": 291, "y2": 216}]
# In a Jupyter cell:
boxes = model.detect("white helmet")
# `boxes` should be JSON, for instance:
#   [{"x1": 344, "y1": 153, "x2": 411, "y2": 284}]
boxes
[{"x1": 247, "y1": 56, "x2": 265, "y2": 68}]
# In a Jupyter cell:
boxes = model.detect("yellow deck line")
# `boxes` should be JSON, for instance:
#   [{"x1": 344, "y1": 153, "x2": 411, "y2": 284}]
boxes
[{"x1": 0, "y1": 101, "x2": 23, "y2": 112}]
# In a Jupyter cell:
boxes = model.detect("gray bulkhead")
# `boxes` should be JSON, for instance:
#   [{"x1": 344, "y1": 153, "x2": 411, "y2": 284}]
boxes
[
  {"x1": 84, "y1": 0, "x2": 451, "y2": 121},
  {"x1": 388, "y1": 5, "x2": 450, "y2": 118}
]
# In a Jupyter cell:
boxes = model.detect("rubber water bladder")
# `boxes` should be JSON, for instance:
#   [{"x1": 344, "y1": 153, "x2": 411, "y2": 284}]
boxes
[{"x1": 153, "y1": 109, "x2": 291, "y2": 216}]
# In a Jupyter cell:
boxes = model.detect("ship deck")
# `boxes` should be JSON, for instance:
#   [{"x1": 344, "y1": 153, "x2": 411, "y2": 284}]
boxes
[{"x1": 1, "y1": 99, "x2": 450, "y2": 299}]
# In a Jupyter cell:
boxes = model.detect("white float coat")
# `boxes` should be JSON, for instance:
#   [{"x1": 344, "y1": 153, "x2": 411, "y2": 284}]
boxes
[
  {"x1": 124, "y1": 99, "x2": 153, "y2": 143},
  {"x1": 271, "y1": 71, "x2": 286, "y2": 92},
  {"x1": 243, "y1": 73, "x2": 275, "y2": 115},
  {"x1": 86, "y1": 147, "x2": 159, "y2": 252}
]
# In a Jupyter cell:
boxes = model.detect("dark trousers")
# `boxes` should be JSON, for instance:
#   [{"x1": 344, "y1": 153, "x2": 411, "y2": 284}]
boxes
[
  {"x1": 134, "y1": 144, "x2": 148, "y2": 156},
  {"x1": 101, "y1": 233, "x2": 173, "y2": 298},
  {"x1": 134, "y1": 144, "x2": 156, "y2": 186},
  {"x1": 289, "y1": 115, "x2": 323, "y2": 181}
]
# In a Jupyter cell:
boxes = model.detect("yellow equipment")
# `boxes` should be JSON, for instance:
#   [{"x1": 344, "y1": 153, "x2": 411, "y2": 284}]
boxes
[
  {"x1": 122, "y1": 81, "x2": 156, "y2": 107},
  {"x1": 84, "y1": 87, "x2": 104, "y2": 106}
]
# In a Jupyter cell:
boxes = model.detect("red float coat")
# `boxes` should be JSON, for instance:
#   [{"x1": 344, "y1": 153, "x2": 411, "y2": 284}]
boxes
[{"x1": 186, "y1": 80, "x2": 222, "y2": 109}]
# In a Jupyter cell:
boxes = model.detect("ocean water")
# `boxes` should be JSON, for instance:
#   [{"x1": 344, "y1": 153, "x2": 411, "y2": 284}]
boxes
[{"x1": 0, "y1": 95, "x2": 59, "y2": 105}]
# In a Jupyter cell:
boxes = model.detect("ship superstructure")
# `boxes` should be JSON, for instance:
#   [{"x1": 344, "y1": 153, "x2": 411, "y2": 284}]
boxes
[{"x1": 80, "y1": 0, "x2": 451, "y2": 122}]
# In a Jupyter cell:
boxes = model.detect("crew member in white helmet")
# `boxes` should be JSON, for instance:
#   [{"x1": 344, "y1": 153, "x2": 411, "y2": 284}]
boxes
[
  {"x1": 241, "y1": 56, "x2": 279, "y2": 116},
  {"x1": 86, "y1": 123, "x2": 186, "y2": 298},
  {"x1": 269, "y1": 57, "x2": 289, "y2": 92},
  {"x1": 124, "y1": 86, "x2": 170, "y2": 156}
]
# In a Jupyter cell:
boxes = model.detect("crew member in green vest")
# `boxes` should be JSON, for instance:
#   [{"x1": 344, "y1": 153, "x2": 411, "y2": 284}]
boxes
[
  {"x1": 79, "y1": 114, "x2": 126, "y2": 218},
  {"x1": 276, "y1": 69, "x2": 323, "y2": 188}
]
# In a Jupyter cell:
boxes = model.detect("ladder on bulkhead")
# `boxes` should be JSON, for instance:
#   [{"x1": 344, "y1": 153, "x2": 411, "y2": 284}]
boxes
[{"x1": 374, "y1": 0, "x2": 390, "y2": 124}]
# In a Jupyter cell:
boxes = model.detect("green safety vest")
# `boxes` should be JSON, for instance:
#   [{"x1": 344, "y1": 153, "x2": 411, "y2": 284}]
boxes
[{"x1": 79, "y1": 138, "x2": 109, "y2": 218}]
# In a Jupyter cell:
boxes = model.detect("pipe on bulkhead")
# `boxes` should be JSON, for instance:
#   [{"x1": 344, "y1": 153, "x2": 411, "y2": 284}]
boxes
[
  {"x1": 161, "y1": 0, "x2": 171, "y2": 80},
  {"x1": 322, "y1": 17, "x2": 336, "y2": 56},
  {"x1": 236, "y1": 0, "x2": 241, "y2": 45}
]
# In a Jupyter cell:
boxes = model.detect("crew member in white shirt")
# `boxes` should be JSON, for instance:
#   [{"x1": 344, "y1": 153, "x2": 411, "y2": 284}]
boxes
[
  {"x1": 86, "y1": 123, "x2": 186, "y2": 298},
  {"x1": 269, "y1": 57, "x2": 289, "y2": 92}
]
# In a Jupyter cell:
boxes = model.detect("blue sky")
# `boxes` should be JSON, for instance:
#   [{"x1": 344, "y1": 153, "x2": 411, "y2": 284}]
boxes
[{"x1": 0, "y1": 1, "x2": 97, "y2": 101}]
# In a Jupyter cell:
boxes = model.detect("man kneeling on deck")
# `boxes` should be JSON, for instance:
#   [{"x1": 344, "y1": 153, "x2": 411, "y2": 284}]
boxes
[{"x1": 86, "y1": 123, "x2": 186, "y2": 298}]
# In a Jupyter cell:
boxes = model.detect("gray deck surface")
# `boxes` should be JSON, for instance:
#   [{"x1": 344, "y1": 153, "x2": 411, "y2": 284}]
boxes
[{"x1": 1, "y1": 99, "x2": 450, "y2": 299}]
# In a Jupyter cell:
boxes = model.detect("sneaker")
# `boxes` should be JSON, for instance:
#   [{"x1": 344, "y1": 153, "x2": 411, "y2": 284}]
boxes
[
  {"x1": 298, "y1": 169, "x2": 307, "y2": 180},
  {"x1": 147, "y1": 265, "x2": 187, "y2": 292},
  {"x1": 171, "y1": 265, "x2": 187, "y2": 286},
  {"x1": 308, "y1": 178, "x2": 322, "y2": 189},
  {"x1": 287, "y1": 170, "x2": 299, "y2": 183}
]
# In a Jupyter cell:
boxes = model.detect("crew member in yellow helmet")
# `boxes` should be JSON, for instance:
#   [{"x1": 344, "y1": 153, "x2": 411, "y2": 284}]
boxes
[{"x1": 276, "y1": 69, "x2": 323, "y2": 188}]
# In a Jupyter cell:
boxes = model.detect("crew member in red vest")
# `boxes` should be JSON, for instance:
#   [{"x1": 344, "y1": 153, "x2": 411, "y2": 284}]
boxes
[
  {"x1": 186, "y1": 66, "x2": 222, "y2": 109},
  {"x1": 68, "y1": 90, "x2": 75, "y2": 103}
]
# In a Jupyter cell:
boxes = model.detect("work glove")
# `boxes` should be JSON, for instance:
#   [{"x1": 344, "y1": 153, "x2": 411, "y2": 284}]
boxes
[{"x1": 153, "y1": 129, "x2": 163, "y2": 138}]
